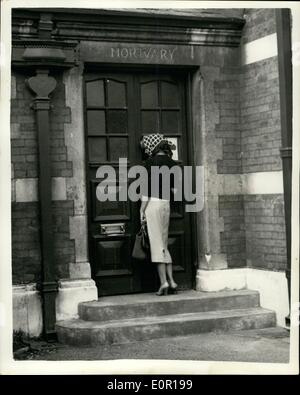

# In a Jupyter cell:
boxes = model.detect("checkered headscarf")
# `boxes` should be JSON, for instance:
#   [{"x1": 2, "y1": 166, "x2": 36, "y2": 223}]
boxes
[{"x1": 141, "y1": 134, "x2": 171, "y2": 157}]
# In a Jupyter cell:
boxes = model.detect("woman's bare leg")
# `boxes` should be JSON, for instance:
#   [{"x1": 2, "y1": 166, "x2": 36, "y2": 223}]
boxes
[
  {"x1": 166, "y1": 263, "x2": 177, "y2": 288},
  {"x1": 156, "y1": 263, "x2": 167, "y2": 286},
  {"x1": 156, "y1": 263, "x2": 169, "y2": 295}
]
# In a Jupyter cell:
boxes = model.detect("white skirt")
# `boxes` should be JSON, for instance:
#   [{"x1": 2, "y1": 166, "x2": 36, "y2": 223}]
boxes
[{"x1": 144, "y1": 198, "x2": 172, "y2": 264}]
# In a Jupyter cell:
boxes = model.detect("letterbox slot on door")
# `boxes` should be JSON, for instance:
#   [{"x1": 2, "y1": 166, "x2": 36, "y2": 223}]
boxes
[{"x1": 100, "y1": 223, "x2": 125, "y2": 236}]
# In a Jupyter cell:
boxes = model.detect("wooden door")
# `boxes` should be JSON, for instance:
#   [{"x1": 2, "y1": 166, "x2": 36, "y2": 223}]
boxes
[{"x1": 84, "y1": 70, "x2": 193, "y2": 296}]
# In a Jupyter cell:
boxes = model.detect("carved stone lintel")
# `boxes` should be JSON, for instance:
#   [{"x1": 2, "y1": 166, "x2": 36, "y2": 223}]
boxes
[
  {"x1": 27, "y1": 69, "x2": 57, "y2": 100},
  {"x1": 12, "y1": 39, "x2": 79, "y2": 69},
  {"x1": 23, "y1": 47, "x2": 66, "y2": 63},
  {"x1": 38, "y1": 13, "x2": 53, "y2": 39}
]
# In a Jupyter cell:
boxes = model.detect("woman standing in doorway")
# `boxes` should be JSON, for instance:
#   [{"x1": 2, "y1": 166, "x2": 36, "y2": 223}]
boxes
[{"x1": 140, "y1": 133, "x2": 179, "y2": 296}]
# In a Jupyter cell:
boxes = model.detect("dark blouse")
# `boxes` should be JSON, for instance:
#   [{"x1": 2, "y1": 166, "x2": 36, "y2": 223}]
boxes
[{"x1": 143, "y1": 154, "x2": 179, "y2": 200}]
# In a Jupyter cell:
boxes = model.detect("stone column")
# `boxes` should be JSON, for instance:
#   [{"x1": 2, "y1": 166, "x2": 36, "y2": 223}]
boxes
[
  {"x1": 63, "y1": 64, "x2": 91, "y2": 278},
  {"x1": 192, "y1": 68, "x2": 228, "y2": 291},
  {"x1": 55, "y1": 65, "x2": 97, "y2": 321}
]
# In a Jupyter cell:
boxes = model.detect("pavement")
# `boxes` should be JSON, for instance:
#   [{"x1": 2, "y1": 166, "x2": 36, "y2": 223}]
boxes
[{"x1": 15, "y1": 326, "x2": 290, "y2": 363}]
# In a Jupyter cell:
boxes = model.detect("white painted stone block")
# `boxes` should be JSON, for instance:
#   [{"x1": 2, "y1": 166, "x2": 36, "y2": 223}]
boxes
[
  {"x1": 11, "y1": 180, "x2": 16, "y2": 202},
  {"x1": 15, "y1": 178, "x2": 38, "y2": 202},
  {"x1": 52, "y1": 177, "x2": 67, "y2": 201},
  {"x1": 246, "y1": 269, "x2": 289, "y2": 327},
  {"x1": 15, "y1": 177, "x2": 68, "y2": 202},
  {"x1": 13, "y1": 284, "x2": 43, "y2": 337},
  {"x1": 195, "y1": 268, "x2": 290, "y2": 327},
  {"x1": 196, "y1": 268, "x2": 247, "y2": 292},
  {"x1": 243, "y1": 171, "x2": 284, "y2": 195},
  {"x1": 56, "y1": 279, "x2": 98, "y2": 321},
  {"x1": 241, "y1": 33, "x2": 278, "y2": 65}
]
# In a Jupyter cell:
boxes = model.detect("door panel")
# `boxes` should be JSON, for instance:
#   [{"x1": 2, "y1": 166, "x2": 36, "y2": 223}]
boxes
[{"x1": 84, "y1": 70, "x2": 193, "y2": 296}]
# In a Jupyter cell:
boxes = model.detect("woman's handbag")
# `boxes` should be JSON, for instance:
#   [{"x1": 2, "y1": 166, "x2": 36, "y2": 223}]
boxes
[{"x1": 132, "y1": 223, "x2": 150, "y2": 260}]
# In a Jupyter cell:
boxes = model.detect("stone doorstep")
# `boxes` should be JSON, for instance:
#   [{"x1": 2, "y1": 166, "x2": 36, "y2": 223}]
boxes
[
  {"x1": 56, "y1": 307, "x2": 276, "y2": 346},
  {"x1": 78, "y1": 289, "x2": 260, "y2": 322},
  {"x1": 80, "y1": 289, "x2": 258, "y2": 307},
  {"x1": 56, "y1": 290, "x2": 276, "y2": 346}
]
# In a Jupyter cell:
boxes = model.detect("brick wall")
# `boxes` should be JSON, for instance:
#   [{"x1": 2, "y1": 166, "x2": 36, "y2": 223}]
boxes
[
  {"x1": 11, "y1": 72, "x2": 37, "y2": 178},
  {"x1": 240, "y1": 57, "x2": 282, "y2": 173},
  {"x1": 11, "y1": 72, "x2": 73, "y2": 179},
  {"x1": 241, "y1": 8, "x2": 276, "y2": 44},
  {"x1": 215, "y1": 8, "x2": 287, "y2": 272},
  {"x1": 218, "y1": 193, "x2": 287, "y2": 271},
  {"x1": 219, "y1": 195, "x2": 246, "y2": 268},
  {"x1": 240, "y1": 8, "x2": 281, "y2": 174},
  {"x1": 12, "y1": 202, "x2": 41, "y2": 283},
  {"x1": 11, "y1": 71, "x2": 75, "y2": 284},
  {"x1": 239, "y1": 8, "x2": 286, "y2": 272},
  {"x1": 11, "y1": 201, "x2": 75, "y2": 283},
  {"x1": 244, "y1": 195, "x2": 287, "y2": 271},
  {"x1": 215, "y1": 67, "x2": 242, "y2": 174}
]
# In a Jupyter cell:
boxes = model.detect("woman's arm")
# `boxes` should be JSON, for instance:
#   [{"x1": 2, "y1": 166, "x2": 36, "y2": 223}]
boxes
[
  {"x1": 140, "y1": 196, "x2": 149, "y2": 223},
  {"x1": 140, "y1": 158, "x2": 150, "y2": 223}
]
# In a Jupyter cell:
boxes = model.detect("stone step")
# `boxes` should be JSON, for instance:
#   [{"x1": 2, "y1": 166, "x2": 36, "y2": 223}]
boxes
[
  {"x1": 56, "y1": 307, "x2": 276, "y2": 346},
  {"x1": 78, "y1": 290, "x2": 260, "y2": 321}
]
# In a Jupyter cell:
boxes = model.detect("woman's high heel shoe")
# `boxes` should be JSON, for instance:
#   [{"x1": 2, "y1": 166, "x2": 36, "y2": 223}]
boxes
[
  {"x1": 169, "y1": 283, "x2": 178, "y2": 294},
  {"x1": 156, "y1": 283, "x2": 169, "y2": 296}
]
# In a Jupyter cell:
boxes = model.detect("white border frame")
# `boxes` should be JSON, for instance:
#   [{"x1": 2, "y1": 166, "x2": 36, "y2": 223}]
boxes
[{"x1": 0, "y1": 0, "x2": 299, "y2": 375}]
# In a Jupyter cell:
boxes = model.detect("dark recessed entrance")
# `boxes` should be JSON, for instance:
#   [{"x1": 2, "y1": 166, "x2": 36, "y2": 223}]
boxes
[{"x1": 84, "y1": 69, "x2": 194, "y2": 296}]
